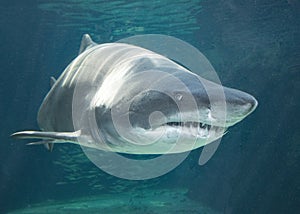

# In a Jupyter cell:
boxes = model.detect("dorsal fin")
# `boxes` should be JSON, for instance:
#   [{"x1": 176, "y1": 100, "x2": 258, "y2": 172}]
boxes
[
  {"x1": 79, "y1": 34, "x2": 97, "y2": 54},
  {"x1": 50, "y1": 76, "x2": 56, "y2": 87}
]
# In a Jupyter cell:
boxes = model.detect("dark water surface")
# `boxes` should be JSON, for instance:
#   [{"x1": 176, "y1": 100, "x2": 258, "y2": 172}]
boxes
[{"x1": 1, "y1": 0, "x2": 299, "y2": 213}]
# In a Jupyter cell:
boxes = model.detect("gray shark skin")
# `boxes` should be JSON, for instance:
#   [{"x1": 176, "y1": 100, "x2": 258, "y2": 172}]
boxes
[{"x1": 12, "y1": 34, "x2": 258, "y2": 154}]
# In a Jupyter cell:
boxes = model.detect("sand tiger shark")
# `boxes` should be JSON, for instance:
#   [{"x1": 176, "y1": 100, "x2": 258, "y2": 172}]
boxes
[{"x1": 11, "y1": 34, "x2": 257, "y2": 154}]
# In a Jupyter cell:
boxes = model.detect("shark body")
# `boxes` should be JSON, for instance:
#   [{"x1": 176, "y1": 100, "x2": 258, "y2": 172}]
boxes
[{"x1": 12, "y1": 34, "x2": 257, "y2": 154}]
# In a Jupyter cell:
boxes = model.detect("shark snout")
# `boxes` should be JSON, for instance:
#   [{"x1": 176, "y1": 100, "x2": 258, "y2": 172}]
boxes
[
  {"x1": 240, "y1": 94, "x2": 258, "y2": 115},
  {"x1": 227, "y1": 88, "x2": 257, "y2": 112},
  {"x1": 223, "y1": 87, "x2": 258, "y2": 125}
]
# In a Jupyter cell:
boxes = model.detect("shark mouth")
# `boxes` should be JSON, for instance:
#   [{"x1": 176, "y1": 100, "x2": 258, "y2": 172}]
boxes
[
  {"x1": 165, "y1": 121, "x2": 212, "y2": 130},
  {"x1": 154, "y1": 121, "x2": 226, "y2": 139},
  {"x1": 122, "y1": 119, "x2": 228, "y2": 154}
]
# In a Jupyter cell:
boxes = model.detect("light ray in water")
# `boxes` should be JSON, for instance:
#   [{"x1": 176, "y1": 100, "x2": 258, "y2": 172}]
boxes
[{"x1": 37, "y1": 0, "x2": 202, "y2": 41}]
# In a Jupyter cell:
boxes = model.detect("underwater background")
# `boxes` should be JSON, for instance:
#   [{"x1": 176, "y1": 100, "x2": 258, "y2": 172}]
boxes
[{"x1": 0, "y1": 0, "x2": 299, "y2": 213}]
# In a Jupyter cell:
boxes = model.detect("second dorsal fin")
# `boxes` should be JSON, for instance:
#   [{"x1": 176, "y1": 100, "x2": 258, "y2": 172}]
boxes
[{"x1": 78, "y1": 34, "x2": 97, "y2": 54}]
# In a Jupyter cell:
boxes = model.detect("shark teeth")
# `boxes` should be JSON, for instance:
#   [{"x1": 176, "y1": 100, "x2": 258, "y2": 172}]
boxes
[
  {"x1": 166, "y1": 121, "x2": 211, "y2": 131},
  {"x1": 165, "y1": 121, "x2": 213, "y2": 138}
]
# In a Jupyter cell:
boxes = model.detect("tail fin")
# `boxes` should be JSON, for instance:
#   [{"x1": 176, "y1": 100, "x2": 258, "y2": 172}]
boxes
[{"x1": 11, "y1": 130, "x2": 81, "y2": 151}]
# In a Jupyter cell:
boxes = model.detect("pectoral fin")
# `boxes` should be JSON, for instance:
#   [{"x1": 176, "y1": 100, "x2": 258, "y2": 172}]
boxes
[
  {"x1": 11, "y1": 130, "x2": 81, "y2": 151},
  {"x1": 27, "y1": 140, "x2": 55, "y2": 152}
]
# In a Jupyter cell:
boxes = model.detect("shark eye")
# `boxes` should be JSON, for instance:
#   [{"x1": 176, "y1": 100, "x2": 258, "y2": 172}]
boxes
[{"x1": 174, "y1": 93, "x2": 183, "y2": 101}]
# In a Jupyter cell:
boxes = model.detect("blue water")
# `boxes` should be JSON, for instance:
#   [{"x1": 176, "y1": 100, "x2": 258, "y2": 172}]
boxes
[{"x1": 1, "y1": 0, "x2": 299, "y2": 213}]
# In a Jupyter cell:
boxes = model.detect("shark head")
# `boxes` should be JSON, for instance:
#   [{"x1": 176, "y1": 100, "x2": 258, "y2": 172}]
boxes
[{"x1": 91, "y1": 56, "x2": 257, "y2": 154}]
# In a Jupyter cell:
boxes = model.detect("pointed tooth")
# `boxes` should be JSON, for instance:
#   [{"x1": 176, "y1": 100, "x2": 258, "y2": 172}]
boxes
[
  {"x1": 205, "y1": 126, "x2": 209, "y2": 137},
  {"x1": 186, "y1": 122, "x2": 191, "y2": 127}
]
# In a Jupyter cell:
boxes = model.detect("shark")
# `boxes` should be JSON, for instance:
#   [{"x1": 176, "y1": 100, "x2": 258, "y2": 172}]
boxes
[{"x1": 11, "y1": 34, "x2": 258, "y2": 155}]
